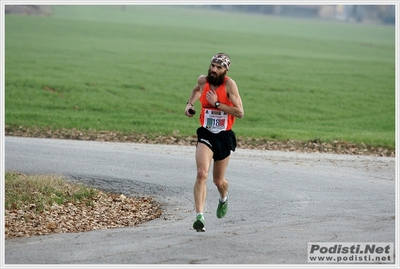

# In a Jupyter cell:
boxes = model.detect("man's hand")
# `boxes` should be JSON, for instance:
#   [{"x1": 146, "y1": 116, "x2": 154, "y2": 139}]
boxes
[
  {"x1": 185, "y1": 104, "x2": 196, "y2": 117},
  {"x1": 206, "y1": 89, "x2": 218, "y2": 106}
]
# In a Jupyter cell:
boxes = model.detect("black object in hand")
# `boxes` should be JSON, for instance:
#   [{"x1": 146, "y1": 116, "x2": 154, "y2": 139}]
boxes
[{"x1": 188, "y1": 108, "x2": 196, "y2": 115}]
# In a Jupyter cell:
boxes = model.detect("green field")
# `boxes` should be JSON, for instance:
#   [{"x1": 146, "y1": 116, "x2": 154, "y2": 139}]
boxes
[{"x1": 5, "y1": 5, "x2": 396, "y2": 148}]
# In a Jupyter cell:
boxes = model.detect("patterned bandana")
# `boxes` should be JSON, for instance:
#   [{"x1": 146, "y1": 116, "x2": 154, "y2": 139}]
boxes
[{"x1": 211, "y1": 53, "x2": 231, "y2": 70}]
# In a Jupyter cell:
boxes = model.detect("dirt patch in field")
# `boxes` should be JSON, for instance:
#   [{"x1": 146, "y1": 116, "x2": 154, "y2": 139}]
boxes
[{"x1": 5, "y1": 5, "x2": 52, "y2": 16}]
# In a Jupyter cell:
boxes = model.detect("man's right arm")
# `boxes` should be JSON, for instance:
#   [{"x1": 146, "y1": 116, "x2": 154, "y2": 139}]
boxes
[{"x1": 185, "y1": 75, "x2": 205, "y2": 117}]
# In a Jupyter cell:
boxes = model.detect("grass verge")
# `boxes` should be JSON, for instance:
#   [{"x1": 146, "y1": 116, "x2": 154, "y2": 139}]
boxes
[
  {"x1": 5, "y1": 172, "x2": 98, "y2": 212},
  {"x1": 5, "y1": 172, "x2": 163, "y2": 238}
]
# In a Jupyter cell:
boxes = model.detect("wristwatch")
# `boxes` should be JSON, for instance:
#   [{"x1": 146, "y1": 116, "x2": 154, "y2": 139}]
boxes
[{"x1": 215, "y1": 101, "x2": 220, "y2": 108}]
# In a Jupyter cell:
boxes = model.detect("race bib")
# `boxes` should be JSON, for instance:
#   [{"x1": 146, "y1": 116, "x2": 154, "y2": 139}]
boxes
[{"x1": 203, "y1": 108, "x2": 228, "y2": 133}]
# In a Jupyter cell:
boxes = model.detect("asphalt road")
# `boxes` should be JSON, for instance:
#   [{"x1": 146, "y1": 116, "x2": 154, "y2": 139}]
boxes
[{"x1": 4, "y1": 136, "x2": 396, "y2": 265}]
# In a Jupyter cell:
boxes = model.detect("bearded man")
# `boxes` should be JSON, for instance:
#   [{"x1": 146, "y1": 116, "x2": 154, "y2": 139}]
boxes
[{"x1": 185, "y1": 53, "x2": 244, "y2": 232}]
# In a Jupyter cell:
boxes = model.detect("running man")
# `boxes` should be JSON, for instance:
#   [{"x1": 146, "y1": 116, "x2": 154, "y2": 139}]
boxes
[{"x1": 185, "y1": 53, "x2": 244, "y2": 232}]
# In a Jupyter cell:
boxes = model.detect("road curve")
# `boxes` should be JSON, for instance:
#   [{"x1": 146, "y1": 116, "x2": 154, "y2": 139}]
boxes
[{"x1": 4, "y1": 137, "x2": 396, "y2": 264}]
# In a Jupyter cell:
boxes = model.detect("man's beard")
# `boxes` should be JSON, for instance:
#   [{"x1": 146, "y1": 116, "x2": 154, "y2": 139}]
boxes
[{"x1": 206, "y1": 69, "x2": 227, "y2": 86}]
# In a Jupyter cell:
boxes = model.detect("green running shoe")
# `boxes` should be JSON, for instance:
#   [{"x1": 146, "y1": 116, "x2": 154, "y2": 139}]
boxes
[
  {"x1": 216, "y1": 195, "x2": 228, "y2": 219},
  {"x1": 193, "y1": 214, "x2": 205, "y2": 232}
]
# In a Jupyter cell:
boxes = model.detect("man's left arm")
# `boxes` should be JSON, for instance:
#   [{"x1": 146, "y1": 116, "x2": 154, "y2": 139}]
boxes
[{"x1": 221, "y1": 78, "x2": 244, "y2": 118}]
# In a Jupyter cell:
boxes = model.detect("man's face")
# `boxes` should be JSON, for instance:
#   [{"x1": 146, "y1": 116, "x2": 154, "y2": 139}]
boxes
[{"x1": 206, "y1": 63, "x2": 227, "y2": 86}]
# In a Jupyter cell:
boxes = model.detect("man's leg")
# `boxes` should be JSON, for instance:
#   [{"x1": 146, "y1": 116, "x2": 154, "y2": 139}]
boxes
[
  {"x1": 213, "y1": 156, "x2": 230, "y2": 218},
  {"x1": 193, "y1": 143, "x2": 213, "y2": 231},
  {"x1": 213, "y1": 156, "x2": 230, "y2": 199},
  {"x1": 194, "y1": 143, "x2": 213, "y2": 214}
]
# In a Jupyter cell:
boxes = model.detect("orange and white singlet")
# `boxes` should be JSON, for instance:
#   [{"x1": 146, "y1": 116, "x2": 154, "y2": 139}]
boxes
[{"x1": 199, "y1": 76, "x2": 235, "y2": 134}]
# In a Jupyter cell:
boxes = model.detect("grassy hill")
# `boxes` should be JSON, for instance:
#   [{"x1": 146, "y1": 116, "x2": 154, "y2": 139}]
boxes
[{"x1": 5, "y1": 5, "x2": 395, "y2": 149}]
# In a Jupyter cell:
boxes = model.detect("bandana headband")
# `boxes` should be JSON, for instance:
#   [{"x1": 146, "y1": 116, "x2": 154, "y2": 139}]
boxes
[{"x1": 211, "y1": 54, "x2": 231, "y2": 70}]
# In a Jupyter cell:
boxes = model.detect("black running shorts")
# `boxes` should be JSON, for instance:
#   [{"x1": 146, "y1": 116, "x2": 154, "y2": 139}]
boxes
[{"x1": 196, "y1": 127, "x2": 237, "y2": 161}]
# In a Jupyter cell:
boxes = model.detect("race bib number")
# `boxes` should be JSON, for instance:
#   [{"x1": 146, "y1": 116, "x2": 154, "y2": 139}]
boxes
[{"x1": 203, "y1": 109, "x2": 228, "y2": 133}]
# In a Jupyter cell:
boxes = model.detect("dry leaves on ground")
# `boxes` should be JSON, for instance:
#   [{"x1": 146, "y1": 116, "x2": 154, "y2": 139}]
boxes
[
  {"x1": 5, "y1": 125, "x2": 395, "y2": 157},
  {"x1": 5, "y1": 191, "x2": 162, "y2": 238}
]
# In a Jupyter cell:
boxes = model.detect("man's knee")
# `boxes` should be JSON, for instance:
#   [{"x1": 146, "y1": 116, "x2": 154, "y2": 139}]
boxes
[
  {"x1": 213, "y1": 177, "x2": 227, "y2": 188},
  {"x1": 196, "y1": 169, "x2": 208, "y2": 182}
]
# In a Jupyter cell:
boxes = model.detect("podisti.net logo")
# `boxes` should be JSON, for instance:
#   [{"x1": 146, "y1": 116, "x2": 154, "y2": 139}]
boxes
[{"x1": 308, "y1": 242, "x2": 394, "y2": 263}]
